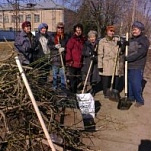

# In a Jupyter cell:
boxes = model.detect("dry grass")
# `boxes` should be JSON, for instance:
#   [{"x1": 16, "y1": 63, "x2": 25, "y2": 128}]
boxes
[{"x1": 0, "y1": 42, "x2": 15, "y2": 61}]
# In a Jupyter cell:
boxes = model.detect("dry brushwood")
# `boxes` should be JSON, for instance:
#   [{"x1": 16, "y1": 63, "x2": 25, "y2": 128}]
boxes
[{"x1": 0, "y1": 49, "x2": 87, "y2": 151}]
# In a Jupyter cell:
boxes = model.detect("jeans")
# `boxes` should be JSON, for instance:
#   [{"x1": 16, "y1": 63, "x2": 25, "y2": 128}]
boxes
[
  {"x1": 52, "y1": 65, "x2": 66, "y2": 89},
  {"x1": 128, "y1": 69, "x2": 144, "y2": 104}
]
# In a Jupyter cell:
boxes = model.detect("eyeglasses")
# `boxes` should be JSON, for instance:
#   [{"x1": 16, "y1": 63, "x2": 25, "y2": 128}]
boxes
[{"x1": 57, "y1": 26, "x2": 64, "y2": 29}]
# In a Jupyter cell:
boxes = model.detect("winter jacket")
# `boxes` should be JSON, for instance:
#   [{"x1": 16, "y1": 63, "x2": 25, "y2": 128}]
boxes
[
  {"x1": 127, "y1": 34, "x2": 149, "y2": 70},
  {"x1": 82, "y1": 40, "x2": 100, "y2": 84},
  {"x1": 98, "y1": 36, "x2": 120, "y2": 76},
  {"x1": 66, "y1": 34, "x2": 85, "y2": 68},
  {"x1": 14, "y1": 31, "x2": 36, "y2": 65},
  {"x1": 51, "y1": 33, "x2": 69, "y2": 66},
  {"x1": 33, "y1": 32, "x2": 52, "y2": 62}
]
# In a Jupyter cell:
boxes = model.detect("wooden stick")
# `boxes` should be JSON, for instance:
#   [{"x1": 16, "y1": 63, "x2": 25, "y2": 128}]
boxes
[
  {"x1": 82, "y1": 60, "x2": 93, "y2": 94},
  {"x1": 125, "y1": 32, "x2": 129, "y2": 98},
  {"x1": 15, "y1": 56, "x2": 56, "y2": 151}
]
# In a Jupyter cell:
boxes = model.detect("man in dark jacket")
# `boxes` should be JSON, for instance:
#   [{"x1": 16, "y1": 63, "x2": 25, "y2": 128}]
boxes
[
  {"x1": 125, "y1": 21, "x2": 150, "y2": 107},
  {"x1": 14, "y1": 21, "x2": 35, "y2": 65},
  {"x1": 66, "y1": 23, "x2": 86, "y2": 93}
]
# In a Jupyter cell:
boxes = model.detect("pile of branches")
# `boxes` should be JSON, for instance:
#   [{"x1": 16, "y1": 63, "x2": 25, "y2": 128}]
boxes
[{"x1": 0, "y1": 53, "x2": 85, "y2": 151}]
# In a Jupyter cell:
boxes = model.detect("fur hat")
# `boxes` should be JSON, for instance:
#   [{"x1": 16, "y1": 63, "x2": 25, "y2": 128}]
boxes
[
  {"x1": 57, "y1": 22, "x2": 64, "y2": 27},
  {"x1": 38, "y1": 23, "x2": 48, "y2": 32},
  {"x1": 22, "y1": 21, "x2": 31, "y2": 29},
  {"x1": 132, "y1": 21, "x2": 145, "y2": 31},
  {"x1": 106, "y1": 25, "x2": 115, "y2": 32}
]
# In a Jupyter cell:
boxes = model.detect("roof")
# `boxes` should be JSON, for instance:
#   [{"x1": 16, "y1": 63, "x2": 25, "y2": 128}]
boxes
[{"x1": 0, "y1": 1, "x2": 63, "y2": 11}]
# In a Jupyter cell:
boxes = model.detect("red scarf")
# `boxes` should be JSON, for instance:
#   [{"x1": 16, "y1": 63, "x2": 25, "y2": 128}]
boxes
[{"x1": 54, "y1": 32, "x2": 64, "y2": 44}]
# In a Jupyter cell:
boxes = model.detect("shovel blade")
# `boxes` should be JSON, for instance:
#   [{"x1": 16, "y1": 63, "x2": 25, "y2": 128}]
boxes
[
  {"x1": 117, "y1": 97, "x2": 132, "y2": 110},
  {"x1": 106, "y1": 89, "x2": 120, "y2": 102}
]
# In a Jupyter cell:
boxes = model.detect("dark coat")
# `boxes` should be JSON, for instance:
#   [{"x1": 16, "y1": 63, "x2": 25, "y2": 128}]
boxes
[
  {"x1": 33, "y1": 32, "x2": 52, "y2": 61},
  {"x1": 51, "y1": 33, "x2": 69, "y2": 66},
  {"x1": 66, "y1": 34, "x2": 85, "y2": 68},
  {"x1": 82, "y1": 40, "x2": 100, "y2": 84},
  {"x1": 127, "y1": 34, "x2": 150, "y2": 70},
  {"x1": 14, "y1": 31, "x2": 36, "y2": 65}
]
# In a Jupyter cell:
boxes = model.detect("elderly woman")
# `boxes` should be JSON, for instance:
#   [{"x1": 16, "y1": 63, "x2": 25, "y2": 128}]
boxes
[{"x1": 82, "y1": 30, "x2": 100, "y2": 96}]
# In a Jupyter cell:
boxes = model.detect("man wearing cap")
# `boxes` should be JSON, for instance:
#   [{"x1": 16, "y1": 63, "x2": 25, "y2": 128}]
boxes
[
  {"x1": 14, "y1": 21, "x2": 36, "y2": 65},
  {"x1": 98, "y1": 25, "x2": 121, "y2": 98},
  {"x1": 125, "y1": 21, "x2": 150, "y2": 107}
]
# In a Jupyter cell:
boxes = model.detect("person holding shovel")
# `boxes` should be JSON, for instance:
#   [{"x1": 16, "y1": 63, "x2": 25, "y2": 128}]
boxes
[
  {"x1": 51, "y1": 22, "x2": 69, "y2": 91},
  {"x1": 82, "y1": 30, "x2": 100, "y2": 96},
  {"x1": 125, "y1": 21, "x2": 149, "y2": 107},
  {"x1": 97, "y1": 25, "x2": 121, "y2": 98}
]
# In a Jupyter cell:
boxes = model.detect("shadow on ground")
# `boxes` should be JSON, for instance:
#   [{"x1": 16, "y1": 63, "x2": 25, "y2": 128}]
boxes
[{"x1": 138, "y1": 139, "x2": 151, "y2": 151}]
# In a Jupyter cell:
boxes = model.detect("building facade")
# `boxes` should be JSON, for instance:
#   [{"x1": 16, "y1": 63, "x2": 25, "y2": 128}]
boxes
[{"x1": 0, "y1": 2, "x2": 64, "y2": 32}]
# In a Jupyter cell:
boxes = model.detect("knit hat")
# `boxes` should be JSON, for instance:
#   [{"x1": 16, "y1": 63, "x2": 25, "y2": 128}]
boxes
[
  {"x1": 38, "y1": 23, "x2": 48, "y2": 32},
  {"x1": 22, "y1": 21, "x2": 31, "y2": 29},
  {"x1": 132, "y1": 21, "x2": 145, "y2": 31},
  {"x1": 106, "y1": 25, "x2": 115, "y2": 32}
]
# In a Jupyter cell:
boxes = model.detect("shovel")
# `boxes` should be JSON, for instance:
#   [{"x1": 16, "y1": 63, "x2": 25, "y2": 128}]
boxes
[
  {"x1": 117, "y1": 32, "x2": 132, "y2": 110},
  {"x1": 57, "y1": 38, "x2": 68, "y2": 88},
  {"x1": 106, "y1": 46, "x2": 120, "y2": 102}
]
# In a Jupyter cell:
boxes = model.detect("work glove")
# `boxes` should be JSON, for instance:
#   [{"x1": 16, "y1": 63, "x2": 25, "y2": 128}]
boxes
[
  {"x1": 89, "y1": 50, "x2": 97, "y2": 56},
  {"x1": 123, "y1": 40, "x2": 129, "y2": 46},
  {"x1": 117, "y1": 41, "x2": 122, "y2": 47},
  {"x1": 59, "y1": 47, "x2": 65, "y2": 53},
  {"x1": 55, "y1": 44, "x2": 61, "y2": 49},
  {"x1": 98, "y1": 68, "x2": 103, "y2": 74},
  {"x1": 124, "y1": 56, "x2": 128, "y2": 61},
  {"x1": 90, "y1": 55, "x2": 97, "y2": 63}
]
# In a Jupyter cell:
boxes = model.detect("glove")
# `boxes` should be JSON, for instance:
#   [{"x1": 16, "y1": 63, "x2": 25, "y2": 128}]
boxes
[
  {"x1": 59, "y1": 47, "x2": 65, "y2": 53},
  {"x1": 55, "y1": 44, "x2": 61, "y2": 49},
  {"x1": 90, "y1": 55, "x2": 97, "y2": 63},
  {"x1": 89, "y1": 50, "x2": 97, "y2": 56},
  {"x1": 124, "y1": 56, "x2": 128, "y2": 61},
  {"x1": 117, "y1": 41, "x2": 122, "y2": 47},
  {"x1": 123, "y1": 40, "x2": 129, "y2": 46},
  {"x1": 98, "y1": 68, "x2": 103, "y2": 74}
]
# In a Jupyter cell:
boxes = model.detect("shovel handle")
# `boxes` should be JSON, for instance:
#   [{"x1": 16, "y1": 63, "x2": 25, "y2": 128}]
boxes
[
  {"x1": 125, "y1": 32, "x2": 129, "y2": 97},
  {"x1": 82, "y1": 60, "x2": 93, "y2": 94}
]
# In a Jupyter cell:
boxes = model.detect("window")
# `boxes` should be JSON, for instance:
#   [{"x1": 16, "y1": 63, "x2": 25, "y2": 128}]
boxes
[
  {"x1": 11, "y1": 15, "x2": 16, "y2": 23},
  {"x1": 18, "y1": 15, "x2": 23, "y2": 23},
  {"x1": 4, "y1": 15, "x2": 9, "y2": 23},
  {"x1": 34, "y1": 14, "x2": 40, "y2": 23},
  {"x1": 26, "y1": 14, "x2": 31, "y2": 22}
]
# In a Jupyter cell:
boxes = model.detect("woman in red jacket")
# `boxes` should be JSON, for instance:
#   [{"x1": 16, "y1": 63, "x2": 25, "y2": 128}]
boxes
[{"x1": 66, "y1": 23, "x2": 86, "y2": 93}]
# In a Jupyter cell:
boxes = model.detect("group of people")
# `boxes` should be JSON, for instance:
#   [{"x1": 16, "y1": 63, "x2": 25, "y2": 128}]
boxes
[{"x1": 14, "y1": 20, "x2": 149, "y2": 107}]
